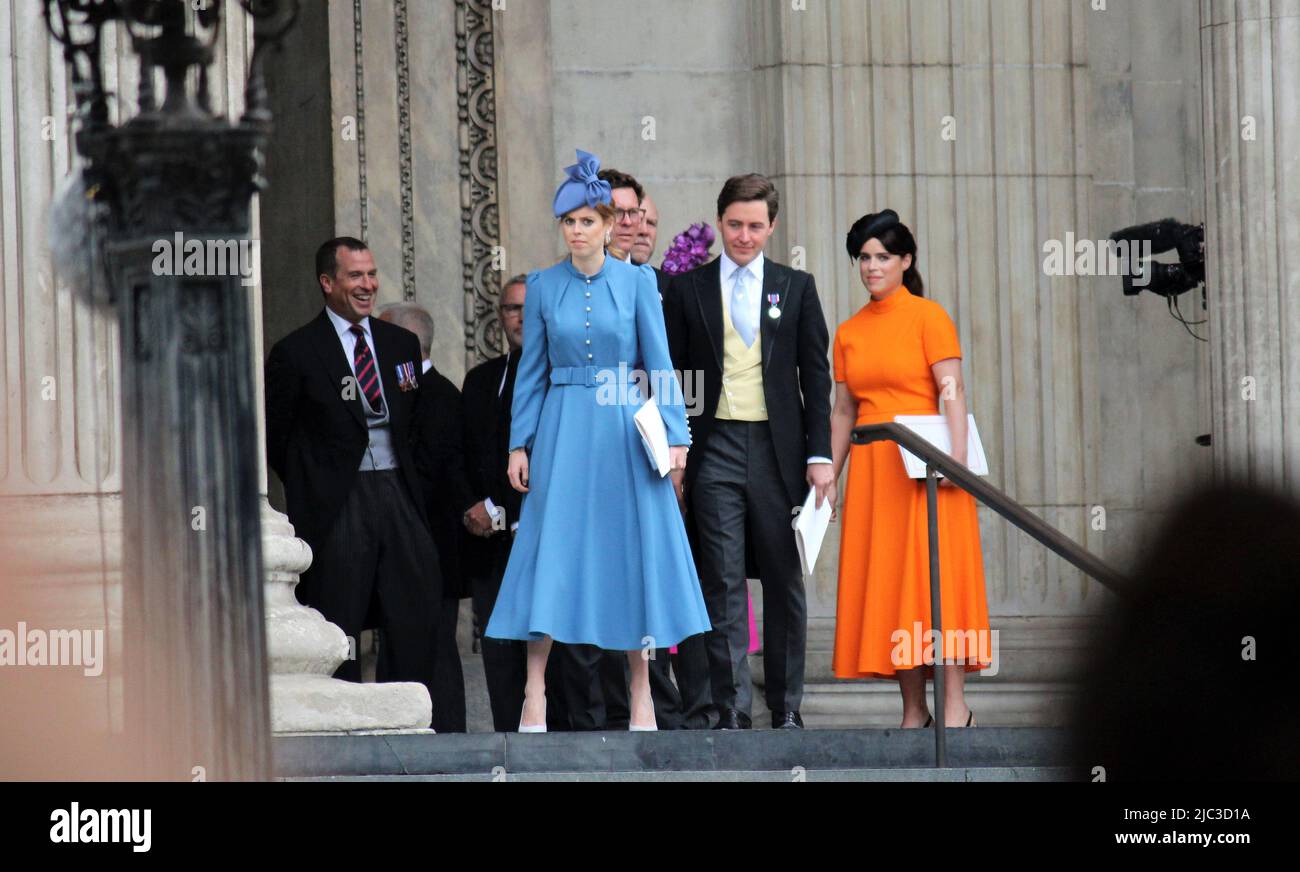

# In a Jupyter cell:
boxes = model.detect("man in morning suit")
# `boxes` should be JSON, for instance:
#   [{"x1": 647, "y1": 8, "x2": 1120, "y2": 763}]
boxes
[
  {"x1": 662, "y1": 174, "x2": 834, "y2": 730},
  {"x1": 265, "y1": 237, "x2": 443, "y2": 723},
  {"x1": 380, "y1": 302, "x2": 475, "y2": 733}
]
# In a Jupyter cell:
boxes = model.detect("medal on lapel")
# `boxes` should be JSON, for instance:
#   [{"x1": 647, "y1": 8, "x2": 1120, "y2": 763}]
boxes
[
  {"x1": 396, "y1": 361, "x2": 419, "y2": 391},
  {"x1": 767, "y1": 292, "x2": 781, "y2": 320}
]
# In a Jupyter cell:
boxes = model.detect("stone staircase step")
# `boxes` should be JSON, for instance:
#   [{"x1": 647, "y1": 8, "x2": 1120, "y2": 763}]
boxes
[
  {"x1": 275, "y1": 727, "x2": 1075, "y2": 780},
  {"x1": 285, "y1": 766, "x2": 1075, "y2": 782}
]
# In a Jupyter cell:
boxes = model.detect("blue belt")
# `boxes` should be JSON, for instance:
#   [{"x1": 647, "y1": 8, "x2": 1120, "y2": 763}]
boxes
[{"x1": 549, "y1": 365, "x2": 638, "y2": 387}]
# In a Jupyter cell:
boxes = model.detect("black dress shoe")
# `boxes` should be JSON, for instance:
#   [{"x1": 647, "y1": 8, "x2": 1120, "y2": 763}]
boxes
[
  {"x1": 712, "y1": 708, "x2": 751, "y2": 730},
  {"x1": 772, "y1": 711, "x2": 804, "y2": 730}
]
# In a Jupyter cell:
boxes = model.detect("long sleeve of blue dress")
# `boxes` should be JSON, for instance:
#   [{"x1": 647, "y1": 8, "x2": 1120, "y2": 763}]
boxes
[
  {"x1": 633, "y1": 264, "x2": 691, "y2": 447},
  {"x1": 508, "y1": 270, "x2": 548, "y2": 453}
]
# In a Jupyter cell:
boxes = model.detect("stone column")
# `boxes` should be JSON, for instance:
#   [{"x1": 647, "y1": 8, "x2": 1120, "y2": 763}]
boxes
[{"x1": 1201, "y1": 0, "x2": 1300, "y2": 492}]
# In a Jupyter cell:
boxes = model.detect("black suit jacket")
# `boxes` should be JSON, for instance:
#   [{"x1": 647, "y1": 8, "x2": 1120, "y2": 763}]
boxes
[
  {"x1": 462, "y1": 351, "x2": 521, "y2": 512},
  {"x1": 662, "y1": 256, "x2": 832, "y2": 508},
  {"x1": 651, "y1": 265, "x2": 671, "y2": 301},
  {"x1": 412, "y1": 364, "x2": 477, "y2": 599},
  {"x1": 265, "y1": 309, "x2": 430, "y2": 557},
  {"x1": 460, "y1": 352, "x2": 521, "y2": 584}
]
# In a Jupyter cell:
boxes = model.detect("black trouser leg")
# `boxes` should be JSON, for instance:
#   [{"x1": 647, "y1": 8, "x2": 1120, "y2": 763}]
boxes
[
  {"x1": 369, "y1": 472, "x2": 444, "y2": 724},
  {"x1": 672, "y1": 633, "x2": 715, "y2": 729},
  {"x1": 743, "y1": 424, "x2": 807, "y2": 714},
  {"x1": 430, "y1": 597, "x2": 467, "y2": 732},
  {"x1": 648, "y1": 647, "x2": 682, "y2": 729},
  {"x1": 690, "y1": 423, "x2": 753, "y2": 717},
  {"x1": 553, "y1": 642, "x2": 608, "y2": 730}
]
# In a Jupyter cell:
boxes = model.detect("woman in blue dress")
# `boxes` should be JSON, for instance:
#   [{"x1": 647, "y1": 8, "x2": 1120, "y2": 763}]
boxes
[{"x1": 486, "y1": 150, "x2": 711, "y2": 732}]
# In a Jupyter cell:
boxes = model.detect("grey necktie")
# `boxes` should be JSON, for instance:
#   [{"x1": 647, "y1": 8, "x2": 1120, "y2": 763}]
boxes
[{"x1": 730, "y1": 266, "x2": 755, "y2": 347}]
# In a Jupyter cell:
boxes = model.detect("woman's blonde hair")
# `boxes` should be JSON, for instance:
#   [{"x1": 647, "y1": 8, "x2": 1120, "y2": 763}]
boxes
[{"x1": 558, "y1": 202, "x2": 616, "y2": 223}]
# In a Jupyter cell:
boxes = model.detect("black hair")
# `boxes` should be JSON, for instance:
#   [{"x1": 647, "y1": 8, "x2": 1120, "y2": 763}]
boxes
[
  {"x1": 845, "y1": 210, "x2": 924, "y2": 297},
  {"x1": 316, "y1": 236, "x2": 369, "y2": 285},
  {"x1": 597, "y1": 168, "x2": 644, "y2": 203}
]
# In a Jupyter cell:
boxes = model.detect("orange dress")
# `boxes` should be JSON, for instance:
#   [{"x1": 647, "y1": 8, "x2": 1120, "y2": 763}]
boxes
[{"x1": 832, "y1": 288, "x2": 990, "y2": 679}]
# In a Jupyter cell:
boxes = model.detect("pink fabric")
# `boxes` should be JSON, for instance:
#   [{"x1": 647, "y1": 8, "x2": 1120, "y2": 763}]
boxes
[
  {"x1": 671, "y1": 589, "x2": 760, "y2": 654},
  {"x1": 746, "y1": 591, "x2": 760, "y2": 654}
]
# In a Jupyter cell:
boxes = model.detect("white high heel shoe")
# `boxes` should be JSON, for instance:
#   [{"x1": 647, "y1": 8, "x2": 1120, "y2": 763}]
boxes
[
  {"x1": 518, "y1": 697, "x2": 547, "y2": 733},
  {"x1": 629, "y1": 697, "x2": 657, "y2": 731}
]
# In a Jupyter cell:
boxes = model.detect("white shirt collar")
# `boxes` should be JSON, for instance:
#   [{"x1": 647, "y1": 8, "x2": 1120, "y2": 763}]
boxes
[
  {"x1": 421, "y1": 359, "x2": 432, "y2": 374},
  {"x1": 325, "y1": 305, "x2": 370, "y2": 341},
  {"x1": 498, "y1": 349, "x2": 513, "y2": 397},
  {"x1": 719, "y1": 249, "x2": 765, "y2": 286}
]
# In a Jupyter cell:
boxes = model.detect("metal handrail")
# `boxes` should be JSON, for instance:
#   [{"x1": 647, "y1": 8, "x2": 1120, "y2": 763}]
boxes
[{"x1": 850, "y1": 422, "x2": 1128, "y2": 767}]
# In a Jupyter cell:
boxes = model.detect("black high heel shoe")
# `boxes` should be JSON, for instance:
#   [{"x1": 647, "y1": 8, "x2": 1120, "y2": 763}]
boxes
[{"x1": 923, "y1": 712, "x2": 976, "y2": 727}]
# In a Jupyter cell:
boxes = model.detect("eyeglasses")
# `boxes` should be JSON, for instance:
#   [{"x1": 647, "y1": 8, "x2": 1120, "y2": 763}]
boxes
[
  {"x1": 614, "y1": 207, "x2": 646, "y2": 224},
  {"x1": 501, "y1": 304, "x2": 524, "y2": 316}
]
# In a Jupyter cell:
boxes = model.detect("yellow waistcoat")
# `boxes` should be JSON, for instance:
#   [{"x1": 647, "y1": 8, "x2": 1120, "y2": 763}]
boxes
[{"x1": 716, "y1": 287, "x2": 767, "y2": 421}]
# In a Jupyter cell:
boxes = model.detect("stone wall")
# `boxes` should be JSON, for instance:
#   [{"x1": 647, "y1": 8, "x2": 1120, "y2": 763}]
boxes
[{"x1": 490, "y1": 0, "x2": 1209, "y2": 724}]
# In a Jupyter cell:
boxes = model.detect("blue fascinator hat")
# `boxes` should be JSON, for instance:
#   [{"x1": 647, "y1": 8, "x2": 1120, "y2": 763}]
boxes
[{"x1": 552, "y1": 149, "x2": 613, "y2": 217}]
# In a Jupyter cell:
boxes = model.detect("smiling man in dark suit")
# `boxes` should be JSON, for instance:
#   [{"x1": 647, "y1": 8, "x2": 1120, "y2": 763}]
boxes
[
  {"x1": 662, "y1": 174, "x2": 834, "y2": 730},
  {"x1": 265, "y1": 237, "x2": 443, "y2": 723}
]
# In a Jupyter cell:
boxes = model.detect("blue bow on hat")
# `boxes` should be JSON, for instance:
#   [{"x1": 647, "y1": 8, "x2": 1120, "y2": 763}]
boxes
[{"x1": 552, "y1": 149, "x2": 613, "y2": 217}]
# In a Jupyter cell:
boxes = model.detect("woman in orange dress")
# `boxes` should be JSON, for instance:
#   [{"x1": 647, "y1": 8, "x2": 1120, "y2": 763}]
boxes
[{"x1": 829, "y1": 210, "x2": 990, "y2": 728}]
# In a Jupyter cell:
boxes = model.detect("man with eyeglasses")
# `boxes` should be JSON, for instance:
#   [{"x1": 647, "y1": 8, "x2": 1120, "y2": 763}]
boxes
[
  {"x1": 630, "y1": 193, "x2": 660, "y2": 268},
  {"x1": 597, "y1": 167, "x2": 646, "y2": 262}
]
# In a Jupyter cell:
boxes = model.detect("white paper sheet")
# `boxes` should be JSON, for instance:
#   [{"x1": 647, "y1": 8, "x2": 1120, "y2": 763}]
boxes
[
  {"x1": 892, "y1": 413, "x2": 989, "y2": 479},
  {"x1": 634, "y1": 397, "x2": 672, "y2": 477},
  {"x1": 793, "y1": 486, "x2": 834, "y2": 580}
]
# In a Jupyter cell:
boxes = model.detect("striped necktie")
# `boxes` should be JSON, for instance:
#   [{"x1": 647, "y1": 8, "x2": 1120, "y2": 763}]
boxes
[{"x1": 350, "y1": 325, "x2": 385, "y2": 414}]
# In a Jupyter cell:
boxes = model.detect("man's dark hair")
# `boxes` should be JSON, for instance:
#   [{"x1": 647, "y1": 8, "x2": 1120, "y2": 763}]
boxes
[
  {"x1": 716, "y1": 173, "x2": 779, "y2": 223},
  {"x1": 315, "y1": 236, "x2": 369, "y2": 285},
  {"x1": 597, "y1": 168, "x2": 644, "y2": 203},
  {"x1": 502, "y1": 273, "x2": 528, "y2": 294}
]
